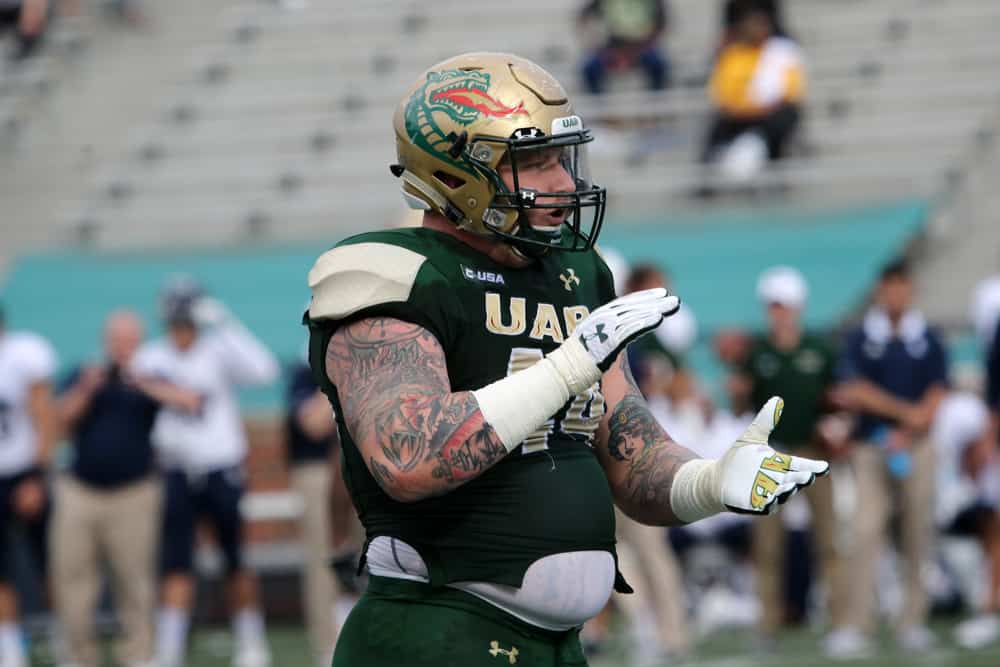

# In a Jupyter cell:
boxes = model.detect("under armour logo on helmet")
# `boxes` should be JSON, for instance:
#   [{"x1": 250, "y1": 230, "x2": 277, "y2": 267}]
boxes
[
  {"x1": 560, "y1": 269, "x2": 581, "y2": 291},
  {"x1": 579, "y1": 323, "x2": 608, "y2": 352}
]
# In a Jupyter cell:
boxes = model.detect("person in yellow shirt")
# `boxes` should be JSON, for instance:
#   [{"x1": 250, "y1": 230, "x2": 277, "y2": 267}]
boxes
[{"x1": 702, "y1": 0, "x2": 804, "y2": 167}]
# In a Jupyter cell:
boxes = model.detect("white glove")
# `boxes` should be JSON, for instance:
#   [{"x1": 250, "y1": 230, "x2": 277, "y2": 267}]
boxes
[
  {"x1": 190, "y1": 297, "x2": 231, "y2": 329},
  {"x1": 670, "y1": 397, "x2": 830, "y2": 522},
  {"x1": 578, "y1": 288, "x2": 681, "y2": 371},
  {"x1": 547, "y1": 288, "x2": 681, "y2": 395}
]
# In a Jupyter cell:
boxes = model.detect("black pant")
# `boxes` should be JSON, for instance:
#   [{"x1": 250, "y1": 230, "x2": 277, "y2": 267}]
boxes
[{"x1": 702, "y1": 104, "x2": 801, "y2": 162}]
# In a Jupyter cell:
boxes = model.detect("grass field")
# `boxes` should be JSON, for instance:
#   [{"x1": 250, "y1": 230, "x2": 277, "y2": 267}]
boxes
[
  {"x1": 29, "y1": 619, "x2": 1000, "y2": 666},
  {"x1": 587, "y1": 620, "x2": 1000, "y2": 667},
  {"x1": 185, "y1": 620, "x2": 1000, "y2": 667}
]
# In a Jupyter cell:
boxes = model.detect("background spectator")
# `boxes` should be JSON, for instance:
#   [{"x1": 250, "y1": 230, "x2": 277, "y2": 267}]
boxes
[
  {"x1": 741, "y1": 267, "x2": 846, "y2": 648},
  {"x1": 52, "y1": 310, "x2": 200, "y2": 667},
  {"x1": 0, "y1": 0, "x2": 48, "y2": 61},
  {"x1": 722, "y1": 0, "x2": 786, "y2": 40},
  {"x1": 703, "y1": 0, "x2": 804, "y2": 177},
  {"x1": 579, "y1": 0, "x2": 670, "y2": 94},
  {"x1": 284, "y1": 360, "x2": 341, "y2": 667},
  {"x1": 623, "y1": 263, "x2": 703, "y2": 441},
  {"x1": 932, "y1": 392, "x2": 1000, "y2": 649},
  {"x1": 136, "y1": 278, "x2": 279, "y2": 667},
  {"x1": 0, "y1": 303, "x2": 57, "y2": 667},
  {"x1": 830, "y1": 259, "x2": 948, "y2": 656}
]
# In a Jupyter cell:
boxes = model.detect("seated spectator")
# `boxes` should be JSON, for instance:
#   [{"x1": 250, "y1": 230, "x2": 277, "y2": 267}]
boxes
[
  {"x1": 932, "y1": 393, "x2": 1000, "y2": 649},
  {"x1": 579, "y1": 0, "x2": 670, "y2": 95},
  {"x1": 0, "y1": 0, "x2": 48, "y2": 60},
  {"x1": 702, "y1": 0, "x2": 804, "y2": 176},
  {"x1": 722, "y1": 0, "x2": 786, "y2": 39}
]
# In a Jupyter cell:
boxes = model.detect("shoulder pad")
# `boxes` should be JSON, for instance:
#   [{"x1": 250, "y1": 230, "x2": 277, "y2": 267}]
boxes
[{"x1": 308, "y1": 242, "x2": 428, "y2": 321}]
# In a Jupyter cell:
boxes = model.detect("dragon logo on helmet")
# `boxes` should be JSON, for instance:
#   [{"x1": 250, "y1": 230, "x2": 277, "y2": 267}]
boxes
[{"x1": 404, "y1": 69, "x2": 528, "y2": 176}]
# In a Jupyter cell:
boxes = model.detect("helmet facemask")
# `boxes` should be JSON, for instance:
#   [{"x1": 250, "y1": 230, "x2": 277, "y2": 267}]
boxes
[{"x1": 469, "y1": 127, "x2": 607, "y2": 255}]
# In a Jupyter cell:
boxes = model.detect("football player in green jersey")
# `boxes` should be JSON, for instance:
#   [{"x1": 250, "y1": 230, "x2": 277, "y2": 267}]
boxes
[{"x1": 304, "y1": 52, "x2": 830, "y2": 667}]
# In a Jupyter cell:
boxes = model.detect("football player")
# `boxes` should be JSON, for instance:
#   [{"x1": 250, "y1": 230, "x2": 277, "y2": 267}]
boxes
[
  {"x1": 134, "y1": 279, "x2": 279, "y2": 667},
  {"x1": 304, "y1": 52, "x2": 829, "y2": 666},
  {"x1": 0, "y1": 303, "x2": 57, "y2": 667}
]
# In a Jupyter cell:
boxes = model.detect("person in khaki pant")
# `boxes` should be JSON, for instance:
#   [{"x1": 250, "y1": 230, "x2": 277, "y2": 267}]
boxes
[
  {"x1": 829, "y1": 260, "x2": 948, "y2": 657},
  {"x1": 741, "y1": 267, "x2": 846, "y2": 642},
  {"x1": 285, "y1": 361, "x2": 361, "y2": 667},
  {"x1": 614, "y1": 510, "x2": 690, "y2": 658},
  {"x1": 54, "y1": 311, "x2": 200, "y2": 667}
]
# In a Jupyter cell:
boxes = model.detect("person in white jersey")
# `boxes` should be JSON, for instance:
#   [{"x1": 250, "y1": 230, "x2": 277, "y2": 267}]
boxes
[
  {"x1": 0, "y1": 304, "x2": 57, "y2": 667},
  {"x1": 931, "y1": 392, "x2": 1000, "y2": 650},
  {"x1": 134, "y1": 278, "x2": 279, "y2": 667}
]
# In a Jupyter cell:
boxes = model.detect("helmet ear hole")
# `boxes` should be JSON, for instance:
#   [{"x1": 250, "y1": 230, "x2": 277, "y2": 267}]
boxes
[{"x1": 433, "y1": 171, "x2": 466, "y2": 190}]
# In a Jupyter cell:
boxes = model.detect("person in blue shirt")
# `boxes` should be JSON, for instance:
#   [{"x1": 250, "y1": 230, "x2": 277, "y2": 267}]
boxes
[
  {"x1": 53, "y1": 310, "x2": 200, "y2": 667},
  {"x1": 826, "y1": 260, "x2": 948, "y2": 657}
]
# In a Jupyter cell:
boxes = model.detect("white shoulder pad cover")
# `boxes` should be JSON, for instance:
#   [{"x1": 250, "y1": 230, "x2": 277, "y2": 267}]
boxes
[{"x1": 308, "y1": 242, "x2": 428, "y2": 321}]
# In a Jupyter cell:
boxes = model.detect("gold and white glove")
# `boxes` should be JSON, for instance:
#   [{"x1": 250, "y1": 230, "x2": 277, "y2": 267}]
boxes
[{"x1": 670, "y1": 397, "x2": 830, "y2": 522}]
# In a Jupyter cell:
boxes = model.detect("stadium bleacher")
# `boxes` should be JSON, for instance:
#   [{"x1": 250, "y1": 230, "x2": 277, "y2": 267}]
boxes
[{"x1": 0, "y1": 0, "x2": 994, "y2": 260}]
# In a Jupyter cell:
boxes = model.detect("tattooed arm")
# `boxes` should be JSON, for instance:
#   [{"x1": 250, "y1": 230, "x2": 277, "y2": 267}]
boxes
[
  {"x1": 325, "y1": 317, "x2": 508, "y2": 503},
  {"x1": 595, "y1": 353, "x2": 699, "y2": 526}
]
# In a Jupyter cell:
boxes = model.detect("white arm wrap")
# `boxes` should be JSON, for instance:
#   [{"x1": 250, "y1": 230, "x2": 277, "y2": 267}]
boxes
[
  {"x1": 669, "y1": 459, "x2": 725, "y2": 523},
  {"x1": 473, "y1": 338, "x2": 601, "y2": 452}
]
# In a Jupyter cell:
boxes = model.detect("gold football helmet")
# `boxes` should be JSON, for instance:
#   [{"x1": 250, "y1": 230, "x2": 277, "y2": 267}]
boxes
[{"x1": 391, "y1": 52, "x2": 606, "y2": 253}]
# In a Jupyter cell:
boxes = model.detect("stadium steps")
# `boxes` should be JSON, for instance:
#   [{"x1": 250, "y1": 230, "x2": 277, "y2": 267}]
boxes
[
  {"x1": 25, "y1": 0, "x2": 1000, "y2": 253},
  {"x1": 916, "y1": 111, "x2": 1000, "y2": 329},
  {"x1": 0, "y1": 0, "x2": 239, "y2": 259}
]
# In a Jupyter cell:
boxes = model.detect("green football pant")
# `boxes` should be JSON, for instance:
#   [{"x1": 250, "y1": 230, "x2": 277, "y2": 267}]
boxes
[{"x1": 332, "y1": 576, "x2": 589, "y2": 666}]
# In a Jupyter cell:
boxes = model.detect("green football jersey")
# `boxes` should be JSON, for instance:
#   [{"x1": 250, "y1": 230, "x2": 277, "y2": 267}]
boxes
[
  {"x1": 742, "y1": 333, "x2": 834, "y2": 446},
  {"x1": 305, "y1": 227, "x2": 623, "y2": 589}
]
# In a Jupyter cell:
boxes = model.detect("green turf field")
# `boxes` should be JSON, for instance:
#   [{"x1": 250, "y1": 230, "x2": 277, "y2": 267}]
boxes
[
  {"x1": 181, "y1": 620, "x2": 1000, "y2": 667},
  {"x1": 31, "y1": 620, "x2": 1000, "y2": 666},
  {"x1": 586, "y1": 620, "x2": 1000, "y2": 667}
]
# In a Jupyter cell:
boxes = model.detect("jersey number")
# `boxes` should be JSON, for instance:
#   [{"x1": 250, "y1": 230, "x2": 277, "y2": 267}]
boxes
[{"x1": 506, "y1": 348, "x2": 606, "y2": 453}]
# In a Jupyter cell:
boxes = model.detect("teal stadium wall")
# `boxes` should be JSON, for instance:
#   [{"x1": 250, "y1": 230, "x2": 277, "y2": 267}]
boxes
[{"x1": 1, "y1": 199, "x2": 929, "y2": 411}]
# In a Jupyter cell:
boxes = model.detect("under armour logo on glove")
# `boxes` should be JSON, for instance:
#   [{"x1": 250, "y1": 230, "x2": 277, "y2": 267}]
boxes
[
  {"x1": 580, "y1": 324, "x2": 609, "y2": 351},
  {"x1": 570, "y1": 288, "x2": 680, "y2": 372}
]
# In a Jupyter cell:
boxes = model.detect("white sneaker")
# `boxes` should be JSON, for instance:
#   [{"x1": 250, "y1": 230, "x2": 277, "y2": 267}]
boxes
[
  {"x1": 897, "y1": 625, "x2": 937, "y2": 652},
  {"x1": 955, "y1": 614, "x2": 1000, "y2": 650},
  {"x1": 232, "y1": 642, "x2": 271, "y2": 667},
  {"x1": 823, "y1": 627, "x2": 872, "y2": 660}
]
